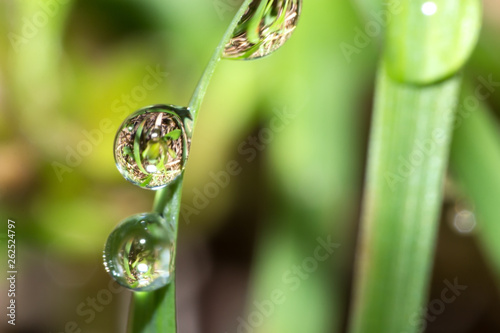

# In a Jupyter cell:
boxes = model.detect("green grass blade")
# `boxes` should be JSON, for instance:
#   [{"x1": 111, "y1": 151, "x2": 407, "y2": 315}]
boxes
[
  {"x1": 188, "y1": 0, "x2": 254, "y2": 121},
  {"x1": 249, "y1": 2, "x2": 377, "y2": 332},
  {"x1": 349, "y1": 1, "x2": 482, "y2": 331},
  {"x1": 128, "y1": 177, "x2": 183, "y2": 333},
  {"x1": 246, "y1": 0, "x2": 268, "y2": 43},
  {"x1": 128, "y1": 1, "x2": 254, "y2": 332},
  {"x1": 348, "y1": 67, "x2": 461, "y2": 333},
  {"x1": 133, "y1": 120, "x2": 149, "y2": 175},
  {"x1": 450, "y1": 91, "x2": 500, "y2": 288}
]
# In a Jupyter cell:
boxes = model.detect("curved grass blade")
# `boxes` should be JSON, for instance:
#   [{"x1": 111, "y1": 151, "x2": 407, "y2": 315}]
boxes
[
  {"x1": 128, "y1": 177, "x2": 183, "y2": 333},
  {"x1": 247, "y1": 0, "x2": 269, "y2": 43},
  {"x1": 128, "y1": 0, "x2": 255, "y2": 332}
]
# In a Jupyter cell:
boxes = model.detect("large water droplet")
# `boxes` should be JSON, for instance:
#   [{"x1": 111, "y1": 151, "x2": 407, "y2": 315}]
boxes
[
  {"x1": 114, "y1": 104, "x2": 192, "y2": 190},
  {"x1": 103, "y1": 213, "x2": 175, "y2": 291},
  {"x1": 384, "y1": 0, "x2": 481, "y2": 84},
  {"x1": 223, "y1": 0, "x2": 302, "y2": 60}
]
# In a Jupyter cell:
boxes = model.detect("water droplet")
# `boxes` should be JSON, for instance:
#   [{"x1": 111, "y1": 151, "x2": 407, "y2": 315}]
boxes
[
  {"x1": 223, "y1": 0, "x2": 302, "y2": 60},
  {"x1": 114, "y1": 104, "x2": 192, "y2": 190},
  {"x1": 384, "y1": 0, "x2": 481, "y2": 84},
  {"x1": 453, "y1": 209, "x2": 476, "y2": 234},
  {"x1": 103, "y1": 213, "x2": 175, "y2": 291}
]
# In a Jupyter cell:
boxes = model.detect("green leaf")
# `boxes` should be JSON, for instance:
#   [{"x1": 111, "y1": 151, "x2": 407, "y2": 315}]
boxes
[
  {"x1": 134, "y1": 120, "x2": 149, "y2": 175},
  {"x1": 164, "y1": 129, "x2": 181, "y2": 141},
  {"x1": 142, "y1": 141, "x2": 161, "y2": 161},
  {"x1": 167, "y1": 148, "x2": 177, "y2": 159},
  {"x1": 139, "y1": 174, "x2": 153, "y2": 188},
  {"x1": 246, "y1": 0, "x2": 269, "y2": 44},
  {"x1": 348, "y1": 67, "x2": 461, "y2": 333},
  {"x1": 384, "y1": 0, "x2": 481, "y2": 84},
  {"x1": 123, "y1": 146, "x2": 134, "y2": 158}
]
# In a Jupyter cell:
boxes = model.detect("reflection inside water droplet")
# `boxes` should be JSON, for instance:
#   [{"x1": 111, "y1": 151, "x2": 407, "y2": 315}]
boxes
[
  {"x1": 114, "y1": 104, "x2": 192, "y2": 190},
  {"x1": 421, "y1": 1, "x2": 437, "y2": 16},
  {"x1": 103, "y1": 213, "x2": 175, "y2": 292},
  {"x1": 223, "y1": 0, "x2": 302, "y2": 60}
]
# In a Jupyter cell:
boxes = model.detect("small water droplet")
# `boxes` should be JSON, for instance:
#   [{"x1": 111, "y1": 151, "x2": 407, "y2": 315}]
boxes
[
  {"x1": 453, "y1": 209, "x2": 476, "y2": 234},
  {"x1": 223, "y1": 0, "x2": 302, "y2": 60},
  {"x1": 114, "y1": 104, "x2": 192, "y2": 190},
  {"x1": 103, "y1": 213, "x2": 175, "y2": 292}
]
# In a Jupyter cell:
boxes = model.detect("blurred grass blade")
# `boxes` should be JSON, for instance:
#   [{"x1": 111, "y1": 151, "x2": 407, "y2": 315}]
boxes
[
  {"x1": 248, "y1": 1, "x2": 378, "y2": 332},
  {"x1": 384, "y1": 0, "x2": 481, "y2": 84},
  {"x1": 348, "y1": 67, "x2": 460, "y2": 333},
  {"x1": 450, "y1": 91, "x2": 500, "y2": 288}
]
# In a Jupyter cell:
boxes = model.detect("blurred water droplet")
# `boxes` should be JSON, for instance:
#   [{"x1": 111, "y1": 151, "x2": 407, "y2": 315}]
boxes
[
  {"x1": 103, "y1": 213, "x2": 175, "y2": 291},
  {"x1": 114, "y1": 104, "x2": 192, "y2": 190},
  {"x1": 453, "y1": 209, "x2": 476, "y2": 234},
  {"x1": 223, "y1": 0, "x2": 302, "y2": 60},
  {"x1": 444, "y1": 185, "x2": 477, "y2": 235}
]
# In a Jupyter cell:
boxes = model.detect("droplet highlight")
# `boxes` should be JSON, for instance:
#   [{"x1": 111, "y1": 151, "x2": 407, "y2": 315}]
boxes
[
  {"x1": 103, "y1": 213, "x2": 175, "y2": 291},
  {"x1": 114, "y1": 104, "x2": 192, "y2": 190},
  {"x1": 421, "y1": 1, "x2": 438, "y2": 16},
  {"x1": 223, "y1": 0, "x2": 302, "y2": 60}
]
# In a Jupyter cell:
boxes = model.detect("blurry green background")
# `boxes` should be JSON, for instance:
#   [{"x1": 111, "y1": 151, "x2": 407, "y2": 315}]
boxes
[{"x1": 1, "y1": 0, "x2": 500, "y2": 332}]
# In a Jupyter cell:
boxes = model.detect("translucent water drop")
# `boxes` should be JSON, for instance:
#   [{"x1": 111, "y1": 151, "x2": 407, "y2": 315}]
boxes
[
  {"x1": 223, "y1": 0, "x2": 302, "y2": 60},
  {"x1": 384, "y1": 0, "x2": 481, "y2": 84},
  {"x1": 103, "y1": 213, "x2": 175, "y2": 292},
  {"x1": 114, "y1": 104, "x2": 192, "y2": 190}
]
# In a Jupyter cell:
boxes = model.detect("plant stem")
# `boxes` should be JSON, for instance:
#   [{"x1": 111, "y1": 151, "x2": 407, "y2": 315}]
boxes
[
  {"x1": 188, "y1": 0, "x2": 254, "y2": 122},
  {"x1": 128, "y1": 1, "x2": 253, "y2": 332},
  {"x1": 152, "y1": 177, "x2": 182, "y2": 217},
  {"x1": 129, "y1": 177, "x2": 182, "y2": 333}
]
